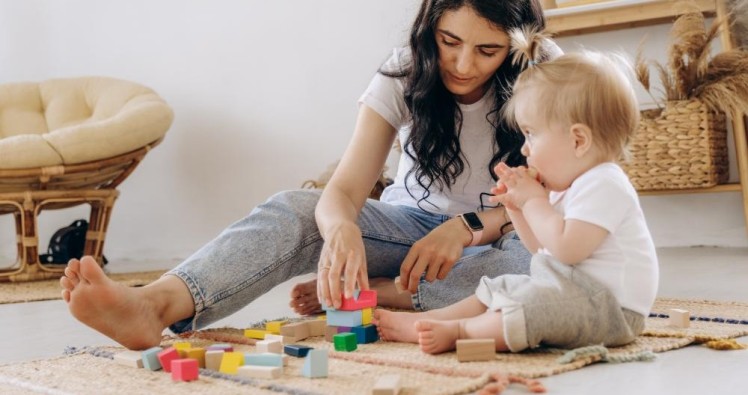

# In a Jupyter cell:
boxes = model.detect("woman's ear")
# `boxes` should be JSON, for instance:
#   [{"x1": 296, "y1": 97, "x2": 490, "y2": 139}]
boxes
[{"x1": 569, "y1": 123, "x2": 593, "y2": 157}]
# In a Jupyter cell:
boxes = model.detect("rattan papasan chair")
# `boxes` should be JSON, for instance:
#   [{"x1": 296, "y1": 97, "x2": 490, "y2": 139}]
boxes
[{"x1": 0, "y1": 76, "x2": 173, "y2": 282}]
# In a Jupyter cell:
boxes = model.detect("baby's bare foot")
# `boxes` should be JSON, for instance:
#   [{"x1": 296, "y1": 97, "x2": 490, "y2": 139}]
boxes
[
  {"x1": 415, "y1": 319, "x2": 460, "y2": 354},
  {"x1": 61, "y1": 256, "x2": 165, "y2": 350},
  {"x1": 372, "y1": 309, "x2": 430, "y2": 343}
]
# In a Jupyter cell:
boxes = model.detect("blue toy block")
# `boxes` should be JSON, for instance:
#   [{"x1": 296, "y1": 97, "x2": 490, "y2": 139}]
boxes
[
  {"x1": 141, "y1": 346, "x2": 164, "y2": 371},
  {"x1": 352, "y1": 324, "x2": 379, "y2": 344},
  {"x1": 244, "y1": 352, "x2": 283, "y2": 367},
  {"x1": 284, "y1": 344, "x2": 313, "y2": 358},
  {"x1": 326, "y1": 309, "x2": 363, "y2": 327},
  {"x1": 302, "y1": 349, "x2": 328, "y2": 378}
]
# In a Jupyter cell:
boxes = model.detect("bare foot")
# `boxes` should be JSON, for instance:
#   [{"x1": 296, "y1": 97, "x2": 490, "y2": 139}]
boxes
[
  {"x1": 289, "y1": 279, "x2": 322, "y2": 316},
  {"x1": 372, "y1": 308, "x2": 430, "y2": 343},
  {"x1": 415, "y1": 319, "x2": 460, "y2": 354},
  {"x1": 60, "y1": 256, "x2": 166, "y2": 350}
]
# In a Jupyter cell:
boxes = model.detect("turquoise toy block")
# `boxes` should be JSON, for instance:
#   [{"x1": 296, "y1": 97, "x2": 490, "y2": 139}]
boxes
[
  {"x1": 326, "y1": 309, "x2": 363, "y2": 327},
  {"x1": 333, "y1": 332, "x2": 358, "y2": 352},
  {"x1": 141, "y1": 346, "x2": 164, "y2": 371},
  {"x1": 302, "y1": 349, "x2": 328, "y2": 378},
  {"x1": 352, "y1": 324, "x2": 379, "y2": 344},
  {"x1": 244, "y1": 352, "x2": 284, "y2": 367}
]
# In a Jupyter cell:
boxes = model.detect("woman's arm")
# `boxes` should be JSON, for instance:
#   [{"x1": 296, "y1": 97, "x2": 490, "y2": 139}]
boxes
[{"x1": 315, "y1": 104, "x2": 397, "y2": 308}]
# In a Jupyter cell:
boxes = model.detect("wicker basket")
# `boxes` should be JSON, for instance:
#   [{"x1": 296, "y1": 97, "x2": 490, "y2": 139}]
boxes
[{"x1": 622, "y1": 99, "x2": 729, "y2": 191}]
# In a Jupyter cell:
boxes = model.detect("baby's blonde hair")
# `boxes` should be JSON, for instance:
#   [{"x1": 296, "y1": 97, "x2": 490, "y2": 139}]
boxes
[{"x1": 503, "y1": 27, "x2": 640, "y2": 162}]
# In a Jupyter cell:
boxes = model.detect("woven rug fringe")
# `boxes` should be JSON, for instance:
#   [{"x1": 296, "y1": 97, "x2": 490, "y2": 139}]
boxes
[{"x1": 557, "y1": 345, "x2": 657, "y2": 365}]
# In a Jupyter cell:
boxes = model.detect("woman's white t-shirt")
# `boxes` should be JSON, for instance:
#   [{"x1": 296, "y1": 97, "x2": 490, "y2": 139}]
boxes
[{"x1": 358, "y1": 48, "x2": 499, "y2": 216}]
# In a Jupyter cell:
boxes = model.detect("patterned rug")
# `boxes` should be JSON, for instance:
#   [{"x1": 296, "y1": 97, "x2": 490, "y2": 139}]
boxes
[
  {"x1": 0, "y1": 298, "x2": 745, "y2": 394},
  {"x1": 0, "y1": 270, "x2": 165, "y2": 304}
]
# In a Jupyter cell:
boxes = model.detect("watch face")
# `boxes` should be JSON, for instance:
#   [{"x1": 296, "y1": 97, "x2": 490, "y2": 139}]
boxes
[{"x1": 462, "y1": 212, "x2": 483, "y2": 230}]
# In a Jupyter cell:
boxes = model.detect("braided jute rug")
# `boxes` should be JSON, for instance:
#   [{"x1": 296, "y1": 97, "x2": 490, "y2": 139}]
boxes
[
  {"x1": 0, "y1": 270, "x2": 165, "y2": 304},
  {"x1": 0, "y1": 298, "x2": 746, "y2": 395}
]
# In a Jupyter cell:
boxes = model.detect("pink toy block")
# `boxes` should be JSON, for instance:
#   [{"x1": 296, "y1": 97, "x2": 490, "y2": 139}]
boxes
[
  {"x1": 157, "y1": 347, "x2": 180, "y2": 373},
  {"x1": 171, "y1": 358, "x2": 199, "y2": 382},
  {"x1": 339, "y1": 290, "x2": 377, "y2": 311}
]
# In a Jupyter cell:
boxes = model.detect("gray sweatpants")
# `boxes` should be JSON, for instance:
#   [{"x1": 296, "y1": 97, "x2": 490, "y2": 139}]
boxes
[{"x1": 475, "y1": 253, "x2": 645, "y2": 352}]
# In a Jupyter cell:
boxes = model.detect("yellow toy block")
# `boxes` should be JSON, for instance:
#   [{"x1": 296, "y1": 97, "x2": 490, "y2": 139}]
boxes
[
  {"x1": 245, "y1": 328, "x2": 270, "y2": 339},
  {"x1": 265, "y1": 320, "x2": 287, "y2": 334},
  {"x1": 219, "y1": 352, "x2": 245, "y2": 375},
  {"x1": 362, "y1": 308, "x2": 373, "y2": 325},
  {"x1": 186, "y1": 347, "x2": 206, "y2": 368},
  {"x1": 173, "y1": 342, "x2": 192, "y2": 358}
]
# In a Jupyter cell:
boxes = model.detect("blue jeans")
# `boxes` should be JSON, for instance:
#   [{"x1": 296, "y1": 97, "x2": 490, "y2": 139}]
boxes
[{"x1": 168, "y1": 189, "x2": 531, "y2": 333}]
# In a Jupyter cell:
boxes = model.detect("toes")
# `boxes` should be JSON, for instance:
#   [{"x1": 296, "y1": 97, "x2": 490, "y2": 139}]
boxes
[
  {"x1": 61, "y1": 289, "x2": 71, "y2": 303},
  {"x1": 78, "y1": 256, "x2": 106, "y2": 283},
  {"x1": 60, "y1": 276, "x2": 75, "y2": 292},
  {"x1": 64, "y1": 267, "x2": 80, "y2": 286}
]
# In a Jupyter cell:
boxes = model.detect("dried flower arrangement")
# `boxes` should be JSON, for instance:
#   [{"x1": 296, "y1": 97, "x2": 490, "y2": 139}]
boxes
[{"x1": 634, "y1": 3, "x2": 748, "y2": 115}]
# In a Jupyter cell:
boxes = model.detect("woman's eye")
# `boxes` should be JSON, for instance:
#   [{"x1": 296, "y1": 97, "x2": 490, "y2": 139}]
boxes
[
  {"x1": 479, "y1": 49, "x2": 497, "y2": 57},
  {"x1": 441, "y1": 39, "x2": 459, "y2": 47}
]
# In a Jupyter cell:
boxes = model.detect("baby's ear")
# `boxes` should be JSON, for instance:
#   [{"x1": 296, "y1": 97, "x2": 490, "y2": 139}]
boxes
[{"x1": 569, "y1": 123, "x2": 593, "y2": 157}]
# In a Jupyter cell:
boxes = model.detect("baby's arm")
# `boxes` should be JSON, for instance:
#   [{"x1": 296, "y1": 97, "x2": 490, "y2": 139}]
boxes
[{"x1": 490, "y1": 165, "x2": 542, "y2": 253}]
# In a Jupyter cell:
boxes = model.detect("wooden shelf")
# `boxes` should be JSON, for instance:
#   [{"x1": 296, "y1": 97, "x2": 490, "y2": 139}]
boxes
[{"x1": 545, "y1": 0, "x2": 748, "y2": 234}]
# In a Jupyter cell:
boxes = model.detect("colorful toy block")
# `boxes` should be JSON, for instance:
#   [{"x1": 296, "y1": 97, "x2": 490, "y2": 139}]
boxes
[
  {"x1": 456, "y1": 339, "x2": 496, "y2": 362},
  {"x1": 186, "y1": 347, "x2": 206, "y2": 368},
  {"x1": 326, "y1": 309, "x2": 363, "y2": 327},
  {"x1": 372, "y1": 374, "x2": 401, "y2": 395},
  {"x1": 171, "y1": 358, "x2": 199, "y2": 382},
  {"x1": 219, "y1": 351, "x2": 245, "y2": 374},
  {"x1": 172, "y1": 341, "x2": 192, "y2": 357},
  {"x1": 669, "y1": 308, "x2": 690, "y2": 328},
  {"x1": 352, "y1": 324, "x2": 379, "y2": 344},
  {"x1": 307, "y1": 319, "x2": 327, "y2": 337},
  {"x1": 141, "y1": 346, "x2": 163, "y2": 371},
  {"x1": 244, "y1": 352, "x2": 284, "y2": 367},
  {"x1": 237, "y1": 365, "x2": 282, "y2": 379},
  {"x1": 362, "y1": 308, "x2": 373, "y2": 325},
  {"x1": 113, "y1": 350, "x2": 143, "y2": 368},
  {"x1": 206, "y1": 343, "x2": 233, "y2": 352},
  {"x1": 281, "y1": 321, "x2": 310, "y2": 341},
  {"x1": 284, "y1": 344, "x2": 313, "y2": 358},
  {"x1": 265, "y1": 320, "x2": 287, "y2": 334},
  {"x1": 245, "y1": 328, "x2": 270, "y2": 340},
  {"x1": 265, "y1": 333, "x2": 297, "y2": 344},
  {"x1": 333, "y1": 332, "x2": 358, "y2": 352},
  {"x1": 339, "y1": 290, "x2": 377, "y2": 311},
  {"x1": 256, "y1": 339, "x2": 283, "y2": 354},
  {"x1": 301, "y1": 349, "x2": 328, "y2": 378},
  {"x1": 157, "y1": 347, "x2": 180, "y2": 373},
  {"x1": 205, "y1": 350, "x2": 224, "y2": 371}
]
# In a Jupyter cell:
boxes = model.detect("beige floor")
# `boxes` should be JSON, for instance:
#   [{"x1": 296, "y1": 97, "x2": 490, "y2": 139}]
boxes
[{"x1": 1, "y1": 247, "x2": 746, "y2": 395}]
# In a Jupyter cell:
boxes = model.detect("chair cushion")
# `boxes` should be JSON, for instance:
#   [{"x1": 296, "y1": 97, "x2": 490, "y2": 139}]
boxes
[{"x1": 0, "y1": 77, "x2": 173, "y2": 169}]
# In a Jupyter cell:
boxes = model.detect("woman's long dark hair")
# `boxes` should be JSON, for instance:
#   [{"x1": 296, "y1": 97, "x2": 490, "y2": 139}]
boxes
[{"x1": 381, "y1": 0, "x2": 544, "y2": 207}]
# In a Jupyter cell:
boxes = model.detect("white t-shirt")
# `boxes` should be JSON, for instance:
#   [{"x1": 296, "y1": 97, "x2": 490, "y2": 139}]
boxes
[
  {"x1": 542, "y1": 163, "x2": 659, "y2": 316},
  {"x1": 358, "y1": 48, "x2": 498, "y2": 215}
]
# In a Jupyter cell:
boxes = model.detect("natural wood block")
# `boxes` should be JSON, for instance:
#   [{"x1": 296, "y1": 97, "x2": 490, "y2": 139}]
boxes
[
  {"x1": 372, "y1": 374, "x2": 401, "y2": 395},
  {"x1": 113, "y1": 350, "x2": 143, "y2": 368},
  {"x1": 456, "y1": 339, "x2": 495, "y2": 362},
  {"x1": 256, "y1": 339, "x2": 283, "y2": 354},
  {"x1": 307, "y1": 319, "x2": 327, "y2": 337},
  {"x1": 281, "y1": 321, "x2": 311, "y2": 341},
  {"x1": 669, "y1": 308, "x2": 691, "y2": 328},
  {"x1": 205, "y1": 350, "x2": 224, "y2": 371},
  {"x1": 237, "y1": 365, "x2": 282, "y2": 379}
]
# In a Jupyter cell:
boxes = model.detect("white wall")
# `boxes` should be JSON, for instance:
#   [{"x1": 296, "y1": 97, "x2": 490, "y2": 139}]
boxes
[{"x1": 1, "y1": 1, "x2": 745, "y2": 265}]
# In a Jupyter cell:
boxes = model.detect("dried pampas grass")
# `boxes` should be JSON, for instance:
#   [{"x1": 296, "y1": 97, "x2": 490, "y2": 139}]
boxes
[{"x1": 634, "y1": 2, "x2": 748, "y2": 115}]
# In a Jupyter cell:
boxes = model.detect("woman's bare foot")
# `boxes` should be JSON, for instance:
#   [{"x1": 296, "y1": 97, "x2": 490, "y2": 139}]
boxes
[
  {"x1": 372, "y1": 309, "x2": 431, "y2": 343},
  {"x1": 415, "y1": 319, "x2": 460, "y2": 354},
  {"x1": 60, "y1": 256, "x2": 168, "y2": 350},
  {"x1": 289, "y1": 279, "x2": 322, "y2": 315}
]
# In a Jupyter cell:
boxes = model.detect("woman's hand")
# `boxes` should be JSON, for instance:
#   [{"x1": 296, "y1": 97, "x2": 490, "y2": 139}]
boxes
[
  {"x1": 316, "y1": 221, "x2": 370, "y2": 309},
  {"x1": 398, "y1": 219, "x2": 468, "y2": 294}
]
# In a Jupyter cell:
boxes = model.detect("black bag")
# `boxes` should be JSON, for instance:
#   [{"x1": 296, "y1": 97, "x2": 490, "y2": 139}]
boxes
[{"x1": 40, "y1": 219, "x2": 107, "y2": 265}]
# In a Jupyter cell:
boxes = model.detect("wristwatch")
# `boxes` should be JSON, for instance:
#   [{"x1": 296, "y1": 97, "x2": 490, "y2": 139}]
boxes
[{"x1": 457, "y1": 212, "x2": 484, "y2": 247}]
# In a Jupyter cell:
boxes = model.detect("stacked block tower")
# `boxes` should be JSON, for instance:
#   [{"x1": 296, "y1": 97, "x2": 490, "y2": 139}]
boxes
[{"x1": 325, "y1": 290, "x2": 379, "y2": 351}]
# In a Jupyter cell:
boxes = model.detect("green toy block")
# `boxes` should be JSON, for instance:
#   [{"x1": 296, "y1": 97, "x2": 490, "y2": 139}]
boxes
[{"x1": 333, "y1": 332, "x2": 357, "y2": 352}]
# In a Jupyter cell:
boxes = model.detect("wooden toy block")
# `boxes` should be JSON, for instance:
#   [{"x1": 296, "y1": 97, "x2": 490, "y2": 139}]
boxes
[
  {"x1": 326, "y1": 309, "x2": 363, "y2": 327},
  {"x1": 317, "y1": 314, "x2": 327, "y2": 320},
  {"x1": 206, "y1": 343, "x2": 233, "y2": 352},
  {"x1": 141, "y1": 346, "x2": 164, "y2": 371},
  {"x1": 171, "y1": 358, "x2": 199, "y2": 382},
  {"x1": 173, "y1": 341, "x2": 192, "y2": 358},
  {"x1": 256, "y1": 339, "x2": 283, "y2": 354},
  {"x1": 362, "y1": 308, "x2": 373, "y2": 325},
  {"x1": 339, "y1": 290, "x2": 377, "y2": 311},
  {"x1": 245, "y1": 328, "x2": 270, "y2": 340},
  {"x1": 237, "y1": 365, "x2": 282, "y2": 379},
  {"x1": 264, "y1": 333, "x2": 297, "y2": 344},
  {"x1": 301, "y1": 349, "x2": 328, "y2": 378},
  {"x1": 393, "y1": 276, "x2": 406, "y2": 294},
  {"x1": 372, "y1": 374, "x2": 401, "y2": 395},
  {"x1": 205, "y1": 350, "x2": 224, "y2": 371},
  {"x1": 113, "y1": 350, "x2": 143, "y2": 368},
  {"x1": 333, "y1": 332, "x2": 358, "y2": 352},
  {"x1": 244, "y1": 352, "x2": 284, "y2": 367},
  {"x1": 456, "y1": 339, "x2": 496, "y2": 362},
  {"x1": 219, "y1": 351, "x2": 245, "y2": 375},
  {"x1": 352, "y1": 324, "x2": 379, "y2": 344},
  {"x1": 265, "y1": 320, "x2": 287, "y2": 334},
  {"x1": 186, "y1": 347, "x2": 206, "y2": 368},
  {"x1": 669, "y1": 308, "x2": 691, "y2": 328},
  {"x1": 307, "y1": 319, "x2": 327, "y2": 337},
  {"x1": 156, "y1": 347, "x2": 180, "y2": 373},
  {"x1": 284, "y1": 344, "x2": 313, "y2": 357},
  {"x1": 325, "y1": 325, "x2": 339, "y2": 342},
  {"x1": 281, "y1": 321, "x2": 311, "y2": 341}
]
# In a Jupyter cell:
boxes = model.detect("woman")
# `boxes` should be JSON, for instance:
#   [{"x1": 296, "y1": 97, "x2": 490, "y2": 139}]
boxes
[{"x1": 60, "y1": 0, "x2": 554, "y2": 350}]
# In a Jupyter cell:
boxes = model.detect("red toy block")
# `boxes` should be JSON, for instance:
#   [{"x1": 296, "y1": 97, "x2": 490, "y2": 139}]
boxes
[
  {"x1": 157, "y1": 347, "x2": 180, "y2": 373},
  {"x1": 339, "y1": 290, "x2": 377, "y2": 311},
  {"x1": 171, "y1": 358, "x2": 199, "y2": 382}
]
